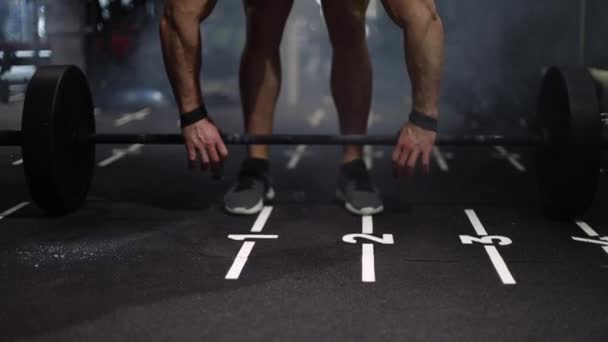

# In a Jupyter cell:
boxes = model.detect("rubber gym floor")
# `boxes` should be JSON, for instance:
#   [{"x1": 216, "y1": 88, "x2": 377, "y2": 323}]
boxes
[{"x1": 2, "y1": 99, "x2": 608, "y2": 342}]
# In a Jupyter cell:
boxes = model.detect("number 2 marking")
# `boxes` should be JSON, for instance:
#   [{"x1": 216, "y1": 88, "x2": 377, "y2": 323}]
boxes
[{"x1": 342, "y1": 233, "x2": 395, "y2": 245}]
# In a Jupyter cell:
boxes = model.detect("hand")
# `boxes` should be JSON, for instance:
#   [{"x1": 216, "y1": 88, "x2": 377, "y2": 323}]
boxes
[
  {"x1": 182, "y1": 118, "x2": 228, "y2": 177},
  {"x1": 392, "y1": 122, "x2": 437, "y2": 178}
]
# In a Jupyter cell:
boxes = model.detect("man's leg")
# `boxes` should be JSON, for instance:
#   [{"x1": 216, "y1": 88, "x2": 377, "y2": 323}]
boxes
[
  {"x1": 322, "y1": 0, "x2": 383, "y2": 216},
  {"x1": 321, "y1": 0, "x2": 372, "y2": 163},
  {"x1": 223, "y1": 0, "x2": 293, "y2": 215},
  {"x1": 381, "y1": 0, "x2": 444, "y2": 175},
  {"x1": 240, "y1": 0, "x2": 294, "y2": 160}
]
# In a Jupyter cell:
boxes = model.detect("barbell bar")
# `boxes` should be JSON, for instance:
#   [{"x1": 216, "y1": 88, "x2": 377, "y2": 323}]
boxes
[
  {"x1": 1, "y1": 65, "x2": 606, "y2": 218},
  {"x1": 0, "y1": 130, "x2": 573, "y2": 147}
]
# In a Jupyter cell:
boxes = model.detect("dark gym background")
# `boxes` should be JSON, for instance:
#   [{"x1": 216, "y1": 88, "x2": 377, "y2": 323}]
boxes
[{"x1": 2, "y1": 1, "x2": 608, "y2": 341}]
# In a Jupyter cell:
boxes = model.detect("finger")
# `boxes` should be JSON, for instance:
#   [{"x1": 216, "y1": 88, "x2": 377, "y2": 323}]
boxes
[
  {"x1": 392, "y1": 145, "x2": 402, "y2": 163},
  {"x1": 186, "y1": 143, "x2": 197, "y2": 170},
  {"x1": 397, "y1": 148, "x2": 410, "y2": 178},
  {"x1": 207, "y1": 143, "x2": 220, "y2": 164},
  {"x1": 207, "y1": 144, "x2": 223, "y2": 179},
  {"x1": 198, "y1": 145, "x2": 210, "y2": 171},
  {"x1": 217, "y1": 140, "x2": 229, "y2": 160},
  {"x1": 406, "y1": 149, "x2": 421, "y2": 178},
  {"x1": 422, "y1": 148, "x2": 432, "y2": 175}
]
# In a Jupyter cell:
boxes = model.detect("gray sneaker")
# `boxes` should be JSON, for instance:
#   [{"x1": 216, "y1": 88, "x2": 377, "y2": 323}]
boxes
[
  {"x1": 224, "y1": 158, "x2": 275, "y2": 215},
  {"x1": 336, "y1": 159, "x2": 384, "y2": 215}
]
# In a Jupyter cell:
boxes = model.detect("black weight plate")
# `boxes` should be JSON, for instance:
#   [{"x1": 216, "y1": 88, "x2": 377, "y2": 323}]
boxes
[
  {"x1": 536, "y1": 67, "x2": 601, "y2": 219},
  {"x1": 589, "y1": 68, "x2": 608, "y2": 113},
  {"x1": 22, "y1": 65, "x2": 95, "y2": 215}
]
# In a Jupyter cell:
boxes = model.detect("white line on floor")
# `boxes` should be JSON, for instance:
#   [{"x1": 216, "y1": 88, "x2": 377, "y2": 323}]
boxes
[
  {"x1": 228, "y1": 234, "x2": 278, "y2": 241},
  {"x1": 432, "y1": 147, "x2": 449, "y2": 172},
  {"x1": 0, "y1": 201, "x2": 29, "y2": 220},
  {"x1": 464, "y1": 209, "x2": 488, "y2": 236},
  {"x1": 367, "y1": 112, "x2": 382, "y2": 128},
  {"x1": 308, "y1": 109, "x2": 326, "y2": 127},
  {"x1": 225, "y1": 241, "x2": 256, "y2": 280},
  {"x1": 251, "y1": 206, "x2": 273, "y2": 233},
  {"x1": 225, "y1": 206, "x2": 274, "y2": 280},
  {"x1": 494, "y1": 146, "x2": 526, "y2": 172},
  {"x1": 12, "y1": 158, "x2": 23, "y2": 166},
  {"x1": 464, "y1": 209, "x2": 516, "y2": 285},
  {"x1": 362, "y1": 243, "x2": 375, "y2": 282},
  {"x1": 114, "y1": 107, "x2": 151, "y2": 127},
  {"x1": 571, "y1": 237, "x2": 608, "y2": 246},
  {"x1": 485, "y1": 245, "x2": 517, "y2": 285},
  {"x1": 97, "y1": 144, "x2": 144, "y2": 167},
  {"x1": 363, "y1": 146, "x2": 384, "y2": 170},
  {"x1": 362, "y1": 215, "x2": 374, "y2": 234},
  {"x1": 286, "y1": 145, "x2": 308, "y2": 170},
  {"x1": 573, "y1": 221, "x2": 608, "y2": 255},
  {"x1": 575, "y1": 220, "x2": 599, "y2": 237},
  {"x1": 361, "y1": 215, "x2": 375, "y2": 282}
]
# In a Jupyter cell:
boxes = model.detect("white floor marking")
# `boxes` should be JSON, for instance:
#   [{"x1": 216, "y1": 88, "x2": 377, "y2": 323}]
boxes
[
  {"x1": 494, "y1": 146, "x2": 526, "y2": 172},
  {"x1": 251, "y1": 206, "x2": 273, "y2": 233},
  {"x1": 97, "y1": 144, "x2": 144, "y2": 167},
  {"x1": 228, "y1": 234, "x2": 278, "y2": 241},
  {"x1": 367, "y1": 112, "x2": 382, "y2": 128},
  {"x1": 12, "y1": 158, "x2": 23, "y2": 166},
  {"x1": 463, "y1": 209, "x2": 516, "y2": 285},
  {"x1": 362, "y1": 215, "x2": 373, "y2": 234},
  {"x1": 575, "y1": 220, "x2": 599, "y2": 237},
  {"x1": 432, "y1": 147, "x2": 449, "y2": 172},
  {"x1": 285, "y1": 145, "x2": 308, "y2": 170},
  {"x1": 362, "y1": 243, "x2": 375, "y2": 282},
  {"x1": 344, "y1": 218, "x2": 394, "y2": 283},
  {"x1": 363, "y1": 146, "x2": 384, "y2": 170},
  {"x1": 0, "y1": 202, "x2": 29, "y2": 220},
  {"x1": 114, "y1": 107, "x2": 151, "y2": 127},
  {"x1": 308, "y1": 109, "x2": 326, "y2": 127},
  {"x1": 225, "y1": 206, "x2": 274, "y2": 280},
  {"x1": 464, "y1": 209, "x2": 488, "y2": 236},
  {"x1": 225, "y1": 241, "x2": 256, "y2": 280},
  {"x1": 362, "y1": 215, "x2": 375, "y2": 282},
  {"x1": 484, "y1": 246, "x2": 516, "y2": 285},
  {"x1": 572, "y1": 221, "x2": 608, "y2": 255},
  {"x1": 571, "y1": 237, "x2": 608, "y2": 246}
]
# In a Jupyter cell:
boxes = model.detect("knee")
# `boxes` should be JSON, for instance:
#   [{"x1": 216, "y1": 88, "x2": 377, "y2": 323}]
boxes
[
  {"x1": 388, "y1": 0, "x2": 442, "y2": 30},
  {"x1": 327, "y1": 12, "x2": 368, "y2": 51},
  {"x1": 162, "y1": 0, "x2": 216, "y2": 29},
  {"x1": 244, "y1": 0, "x2": 292, "y2": 52}
]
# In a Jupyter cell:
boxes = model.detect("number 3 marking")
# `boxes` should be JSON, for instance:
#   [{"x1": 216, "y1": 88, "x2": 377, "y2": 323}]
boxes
[{"x1": 459, "y1": 235, "x2": 512, "y2": 246}]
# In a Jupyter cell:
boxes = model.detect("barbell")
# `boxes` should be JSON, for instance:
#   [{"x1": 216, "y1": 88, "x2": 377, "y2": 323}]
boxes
[{"x1": 0, "y1": 65, "x2": 606, "y2": 218}]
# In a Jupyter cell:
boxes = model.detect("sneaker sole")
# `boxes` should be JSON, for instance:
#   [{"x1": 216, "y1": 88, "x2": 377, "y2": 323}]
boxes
[
  {"x1": 224, "y1": 188, "x2": 275, "y2": 215},
  {"x1": 336, "y1": 190, "x2": 384, "y2": 216}
]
